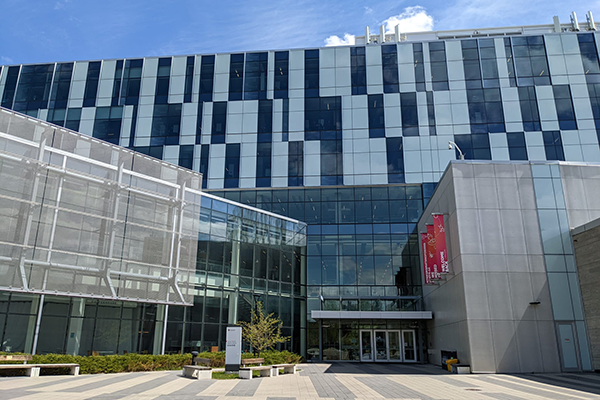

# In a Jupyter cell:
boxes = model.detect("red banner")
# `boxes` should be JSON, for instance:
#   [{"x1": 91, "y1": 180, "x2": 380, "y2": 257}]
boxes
[
  {"x1": 426, "y1": 224, "x2": 441, "y2": 280},
  {"x1": 433, "y1": 214, "x2": 449, "y2": 273},
  {"x1": 420, "y1": 233, "x2": 431, "y2": 284}
]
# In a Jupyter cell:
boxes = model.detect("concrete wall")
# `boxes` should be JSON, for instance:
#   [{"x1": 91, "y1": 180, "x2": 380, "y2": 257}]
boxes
[
  {"x1": 420, "y1": 162, "x2": 560, "y2": 373},
  {"x1": 572, "y1": 219, "x2": 600, "y2": 371}
]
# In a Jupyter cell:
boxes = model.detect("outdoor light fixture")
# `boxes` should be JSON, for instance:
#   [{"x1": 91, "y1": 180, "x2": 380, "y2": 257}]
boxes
[
  {"x1": 448, "y1": 141, "x2": 465, "y2": 160},
  {"x1": 529, "y1": 301, "x2": 541, "y2": 305}
]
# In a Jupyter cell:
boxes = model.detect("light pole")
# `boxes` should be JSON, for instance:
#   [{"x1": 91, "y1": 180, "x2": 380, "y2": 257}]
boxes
[{"x1": 448, "y1": 141, "x2": 465, "y2": 160}]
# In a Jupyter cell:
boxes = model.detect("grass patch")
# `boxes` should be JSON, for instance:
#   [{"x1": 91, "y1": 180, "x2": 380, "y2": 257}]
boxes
[{"x1": 212, "y1": 370, "x2": 261, "y2": 379}]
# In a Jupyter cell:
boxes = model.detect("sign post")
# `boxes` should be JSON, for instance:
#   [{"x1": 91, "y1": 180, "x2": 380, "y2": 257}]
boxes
[{"x1": 225, "y1": 326, "x2": 242, "y2": 372}]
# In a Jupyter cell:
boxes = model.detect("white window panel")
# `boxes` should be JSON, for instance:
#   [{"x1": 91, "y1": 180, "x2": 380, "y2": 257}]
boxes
[
  {"x1": 544, "y1": 35, "x2": 563, "y2": 55},
  {"x1": 447, "y1": 60, "x2": 464, "y2": 82},
  {"x1": 80, "y1": 107, "x2": 96, "y2": 120},
  {"x1": 136, "y1": 117, "x2": 152, "y2": 138},
  {"x1": 500, "y1": 87, "x2": 519, "y2": 101},
  {"x1": 564, "y1": 145, "x2": 584, "y2": 161},
  {"x1": 503, "y1": 101, "x2": 522, "y2": 123},
  {"x1": 320, "y1": 48, "x2": 335, "y2": 68},
  {"x1": 578, "y1": 119, "x2": 596, "y2": 130},
  {"x1": 524, "y1": 131, "x2": 544, "y2": 146},
  {"x1": 321, "y1": 88, "x2": 336, "y2": 96},
  {"x1": 366, "y1": 45, "x2": 382, "y2": 66},
  {"x1": 342, "y1": 108, "x2": 352, "y2": 130},
  {"x1": 240, "y1": 156, "x2": 256, "y2": 178},
  {"x1": 208, "y1": 178, "x2": 224, "y2": 189},
  {"x1": 289, "y1": 131, "x2": 303, "y2": 141},
  {"x1": 272, "y1": 177, "x2": 288, "y2": 187},
  {"x1": 241, "y1": 142, "x2": 257, "y2": 157},
  {"x1": 289, "y1": 50, "x2": 304, "y2": 70},
  {"x1": 71, "y1": 61, "x2": 88, "y2": 81},
  {"x1": 335, "y1": 67, "x2": 351, "y2": 88},
  {"x1": 353, "y1": 128, "x2": 369, "y2": 139},
  {"x1": 139, "y1": 95, "x2": 153, "y2": 105},
  {"x1": 180, "y1": 135, "x2": 195, "y2": 145},
  {"x1": 169, "y1": 75, "x2": 185, "y2": 96},
  {"x1": 239, "y1": 178, "x2": 255, "y2": 188},
  {"x1": 353, "y1": 138, "x2": 369, "y2": 153},
  {"x1": 272, "y1": 155, "x2": 288, "y2": 177},
  {"x1": 538, "y1": 99, "x2": 558, "y2": 121},
  {"x1": 243, "y1": 100, "x2": 259, "y2": 114},
  {"x1": 353, "y1": 152, "x2": 370, "y2": 173},
  {"x1": 568, "y1": 75, "x2": 586, "y2": 85},
  {"x1": 304, "y1": 154, "x2": 320, "y2": 176},
  {"x1": 289, "y1": 88, "x2": 304, "y2": 98},
  {"x1": 210, "y1": 143, "x2": 226, "y2": 160},
  {"x1": 450, "y1": 90, "x2": 467, "y2": 104},
  {"x1": 420, "y1": 148, "x2": 433, "y2": 171},
  {"x1": 384, "y1": 106, "x2": 401, "y2": 128},
  {"x1": 138, "y1": 104, "x2": 154, "y2": 118},
  {"x1": 445, "y1": 41, "x2": 462, "y2": 61},
  {"x1": 491, "y1": 147, "x2": 510, "y2": 161},
  {"x1": 134, "y1": 136, "x2": 150, "y2": 147},
  {"x1": 69, "y1": 80, "x2": 85, "y2": 100},
  {"x1": 541, "y1": 120, "x2": 559, "y2": 130},
  {"x1": 352, "y1": 108, "x2": 368, "y2": 129},
  {"x1": 433, "y1": 91, "x2": 451, "y2": 105},
  {"x1": 288, "y1": 111, "x2": 304, "y2": 133},
  {"x1": 241, "y1": 112, "x2": 257, "y2": 134},
  {"x1": 582, "y1": 144, "x2": 600, "y2": 162},
  {"x1": 505, "y1": 122, "x2": 524, "y2": 132},
  {"x1": 97, "y1": 79, "x2": 113, "y2": 99},
  {"x1": 526, "y1": 146, "x2": 546, "y2": 161},
  {"x1": 141, "y1": 76, "x2": 157, "y2": 97},
  {"x1": 305, "y1": 140, "x2": 320, "y2": 155},
  {"x1": 213, "y1": 73, "x2": 229, "y2": 94},
  {"x1": 403, "y1": 136, "x2": 420, "y2": 151},
  {"x1": 304, "y1": 176, "x2": 321, "y2": 186},
  {"x1": 451, "y1": 103, "x2": 470, "y2": 125},
  {"x1": 418, "y1": 104, "x2": 429, "y2": 127},
  {"x1": 397, "y1": 43, "x2": 413, "y2": 63},
  {"x1": 565, "y1": 54, "x2": 584, "y2": 75},
  {"x1": 561, "y1": 131, "x2": 580, "y2": 145},
  {"x1": 227, "y1": 113, "x2": 243, "y2": 134},
  {"x1": 489, "y1": 132, "x2": 508, "y2": 148},
  {"x1": 453, "y1": 124, "x2": 471, "y2": 134},
  {"x1": 561, "y1": 35, "x2": 580, "y2": 54},
  {"x1": 383, "y1": 93, "x2": 400, "y2": 107},
  {"x1": 387, "y1": 127, "x2": 402, "y2": 137},
  {"x1": 171, "y1": 56, "x2": 187, "y2": 76},
  {"x1": 371, "y1": 174, "x2": 387, "y2": 185},
  {"x1": 343, "y1": 153, "x2": 354, "y2": 175},
  {"x1": 335, "y1": 47, "x2": 350, "y2": 67},
  {"x1": 143, "y1": 58, "x2": 159, "y2": 77},
  {"x1": 547, "y1": 55, "x2": 567, "y2": 76},
  {"x1": 342, "y1": 138, "x2": 353, "y2": 153},
  {"x1": 226, "y1": 134, "x2": 242, "y2": 143},
  {"x1": 163, "y1": 145, "x2": 180, "y2": 159},
  {"x1": 366, "y1": 65, "x2": 383, "y2": 86},
  {"x1": 434, "y1": 104, "x2": 452, "y2": 125},
  {"x1": 403, "y1": 150, "x2": 422, "y2": 173},
  {"x1": 448, "y1": 80, "x2": 466, "y2": 91},
  {"x1": 370, "y1": 151, "x2": 387, "y2": 174},
  {"x1": 289, "y1": 70, "x2": 304, "y2": 89},
  {"x1": 352, "y1": 94, "x2": 368, "y2": 109},
  {"x1": 399, "y1": 63, "x2": 414, "y2": 84},
  {"x1": 99, "y1": 60, "x2": 116, "y2": 80},
  {"x1": 214, "y1": 54, "x2": 230, "y2": 74},
  {"x1": 273, "y1": 111, "x2": 282, "y2": 133},
  {"x1": 580, "y1": 129, "x2": 599, "y2": 144},
  {"x1": 336, "y1": 86, "x2": 352, "y2": 96},
  {"x1": 573, "y1": 98, "x2": 594, "y2": 120}
]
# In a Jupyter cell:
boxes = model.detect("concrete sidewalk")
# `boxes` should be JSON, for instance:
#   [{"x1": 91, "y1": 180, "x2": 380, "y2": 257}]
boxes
[{"x1": 1, "y1": 363, "x2": 600, "y2": 399}]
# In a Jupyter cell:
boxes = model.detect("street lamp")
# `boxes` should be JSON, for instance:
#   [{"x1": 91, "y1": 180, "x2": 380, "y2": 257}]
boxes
[{"x1": 448, "y1": 141, "x2": 465, "y2": 160}]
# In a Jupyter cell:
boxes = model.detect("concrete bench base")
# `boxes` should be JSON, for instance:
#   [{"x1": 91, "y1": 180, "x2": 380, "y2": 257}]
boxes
[
  {"x1": 0, "y1": 363, "x2": 79, "y2": 377},
  {"x1": 239, "y1": 366, "x2": 272, "y2": 379},
  {"x1": 271, "y1": 364, "x2": 297, "y2": 376},
  {"x1": 182, "y1": 365, "x2": 212, "y2": 380}
]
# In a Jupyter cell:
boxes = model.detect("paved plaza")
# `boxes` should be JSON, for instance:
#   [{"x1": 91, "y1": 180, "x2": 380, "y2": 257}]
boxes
[{"x1": 1, "y1": 363, "x2": 600, "y2": 400}]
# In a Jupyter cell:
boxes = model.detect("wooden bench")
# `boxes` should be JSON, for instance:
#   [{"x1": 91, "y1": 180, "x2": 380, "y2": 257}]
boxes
[
  {"x1": 240, "y1": 358, "x2": 264, "y2": 366},
  {"x1": 239, "y1": 365, "x2": 272, "y2": 379},
  {"x1": 182, "y1": 365, "x2": 211, "y2": 380},
  {"x1": 270, "y1": 363, "x2": 297, "y2": 376}
]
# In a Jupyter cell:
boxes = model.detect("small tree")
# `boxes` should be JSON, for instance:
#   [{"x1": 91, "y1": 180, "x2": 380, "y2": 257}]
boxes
[{"x1": 239, "y1": 301, "x2": 289, "y2": 356}]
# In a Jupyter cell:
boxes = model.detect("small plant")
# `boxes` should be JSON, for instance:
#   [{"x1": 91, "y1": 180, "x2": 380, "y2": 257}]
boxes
[{"x1": 238, "y1": 301, "x2": 289, "y2": 357}]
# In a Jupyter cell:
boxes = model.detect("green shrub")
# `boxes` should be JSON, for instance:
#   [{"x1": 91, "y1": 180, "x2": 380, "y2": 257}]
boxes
[{"x1": 0, "y1": 350, "x2": 301, "y2": 375}]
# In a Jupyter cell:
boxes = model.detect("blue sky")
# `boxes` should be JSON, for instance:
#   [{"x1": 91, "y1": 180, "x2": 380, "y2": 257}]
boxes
[{"x1": 1, "y1": 0, "x2": 598, "y2": 65}]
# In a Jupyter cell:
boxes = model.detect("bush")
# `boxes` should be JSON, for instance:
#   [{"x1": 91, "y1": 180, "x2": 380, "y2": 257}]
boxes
[{"x1": 0, "y1": 350, "x2": 301, "y2": 375}]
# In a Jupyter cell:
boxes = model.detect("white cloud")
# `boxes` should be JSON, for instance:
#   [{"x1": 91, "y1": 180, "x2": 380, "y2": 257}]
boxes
[
  {"x1": 1, "y1": 56, "x2": 14, "y2": 64},
  {"x1": 364, "y1": 6, "x2": 373, "y2": 14},
  {"x1": 382, "y1": 6, "x2": 434, "y2": 33},
  {"x1": 324, "y1": 33, "x2": 356, "y2": 47}
]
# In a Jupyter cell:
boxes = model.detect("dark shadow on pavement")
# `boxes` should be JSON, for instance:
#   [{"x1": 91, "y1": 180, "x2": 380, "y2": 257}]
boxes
[
  {"x1": 311, "y1": 362, "x2": 451, "y2": 375},
  {"x1": 514, "y1": 373, "x2": 600, "y2": 396}
]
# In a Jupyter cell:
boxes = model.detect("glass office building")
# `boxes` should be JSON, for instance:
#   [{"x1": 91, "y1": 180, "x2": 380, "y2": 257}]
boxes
[
  {"x1": 1, "y1": 13, "x2": 600, "y2": 368},
  {"x1": 0, "y1": 108, "x2": 307, "y2": 356}
]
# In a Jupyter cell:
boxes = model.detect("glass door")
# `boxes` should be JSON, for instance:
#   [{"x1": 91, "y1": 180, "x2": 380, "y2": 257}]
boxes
[
  {"x1": 388, "y1": 331, "x2": 402, "y2": 361},
  {"x1": 360, "y1": 330, "x2": 373, "y2": 361},
  {"x1": 557, "y1": 323, "x2": 580, "y2": 371},
  {"x1": 402, "y1": 330, "x2": 417, "y2": 362},
  {"x1": 374, "y1": 331, "x2": 388, "y2": 361}
]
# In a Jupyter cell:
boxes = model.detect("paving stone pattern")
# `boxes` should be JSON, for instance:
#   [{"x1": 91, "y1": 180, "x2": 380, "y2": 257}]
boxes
[{"x1": 1, "y1": 363, "x2": 600, "y2": 400}]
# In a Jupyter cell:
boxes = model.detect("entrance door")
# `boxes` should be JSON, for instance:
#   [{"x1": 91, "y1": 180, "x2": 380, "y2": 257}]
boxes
[
  {"x1": 374, "y1": 331, "x2": 388, "y2": 361},
  {"x1": 388, "y1": 331, "x2": 402, "y2": 361},
  {"x1": 557, "y1": 323, "x2": 580, "y2": 371},
  {"x1": 402, "y1": 330, "x2": 417, "y2": 362},
  {"x1": 360, "y1": 330, "x2": 373, "y2": 361}
]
